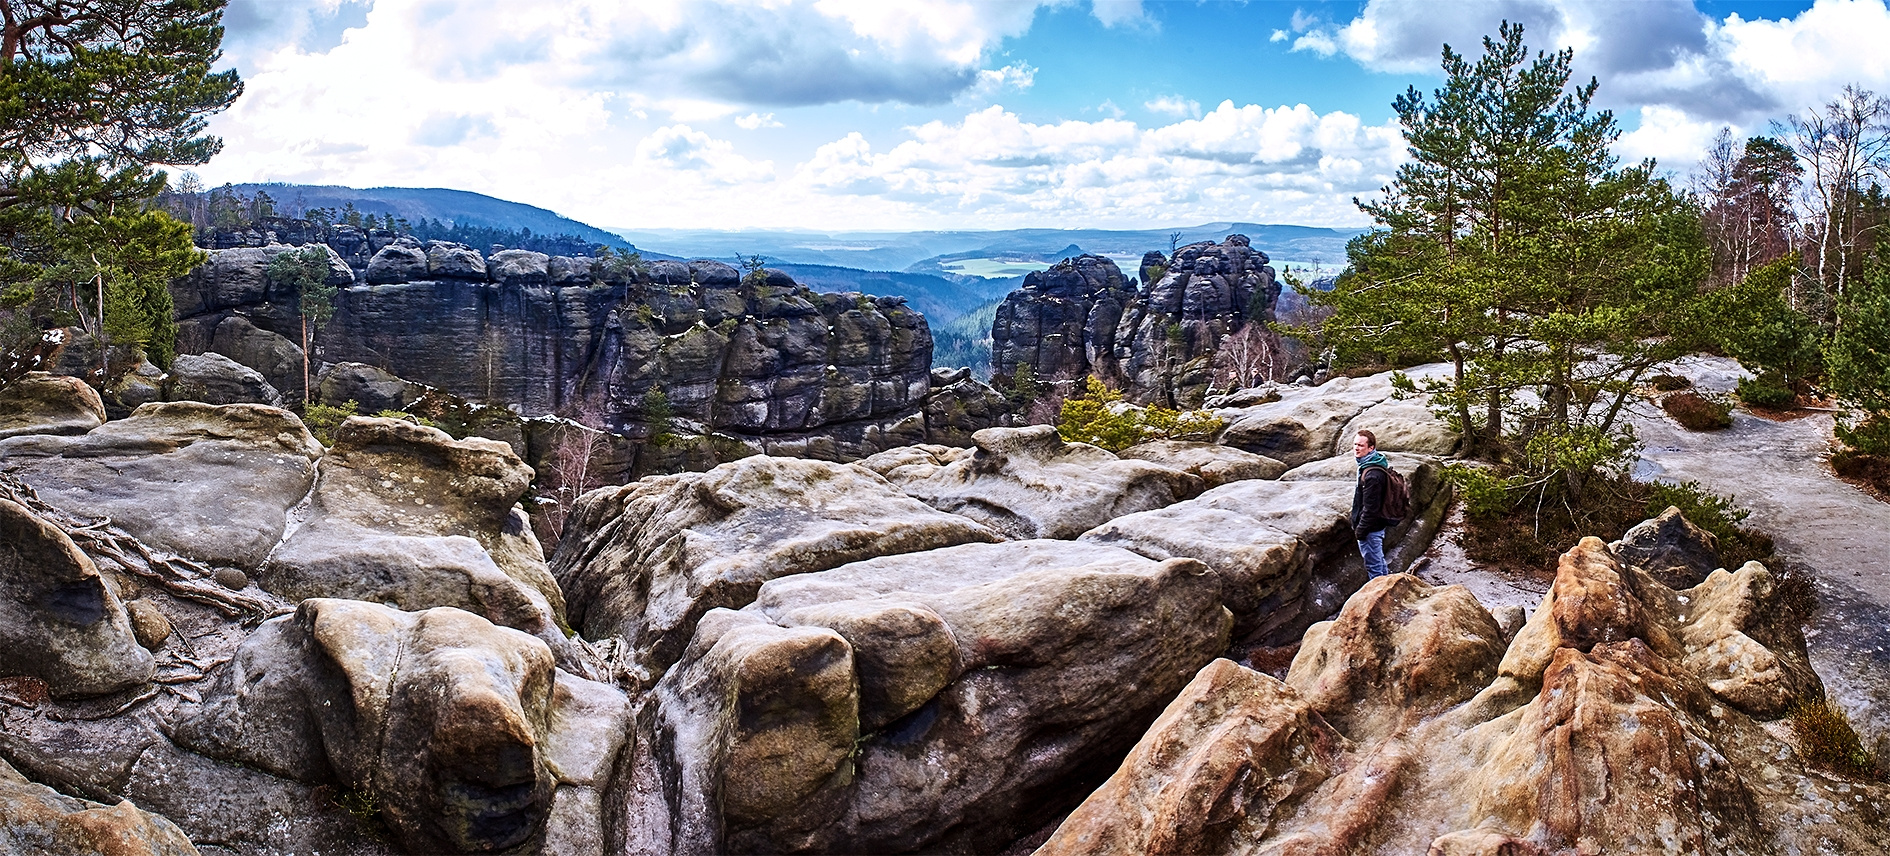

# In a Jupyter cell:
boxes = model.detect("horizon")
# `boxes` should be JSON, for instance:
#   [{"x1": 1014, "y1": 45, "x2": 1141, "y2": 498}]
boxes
[{"x1": 202, "y1": 0, "x2": 1865, "y2": 232}]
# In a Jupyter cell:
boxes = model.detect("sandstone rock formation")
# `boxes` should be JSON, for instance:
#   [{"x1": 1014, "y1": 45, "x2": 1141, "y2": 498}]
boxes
[
  {"x1": 876, "y1": 425, "x2": 1204, "y2": 540},
  {"x1": 172, "y1": 600, "x2": 564, "y2": 854},
  {"x1": 648, "y1": 540, "x2": 1231, "y2": 854},
  {"x1": 551, "y1": 454, "x2": 999, "y2": 682},
  {"x1": 262, "y1": 416, "x2": 583, "y2": 668},
  {"x1": 0, "y1": 403, "x2": 324, "y2": 569},
  {"x1": 1110, "y1": 235, "x2": 1281, "y2": 406},
  {"x1": 990, "y1": 254, "x2": 1136, "y2": 387},
  {"x1": 0, "y1": 757, "x2": 199, "y2": 856},
  {"x1": 0, "y1": 499, "x2": 153, "y2": 698},
  {"x1": 1116, "y1": 439, "x2": 1286, "y2": 487},
  {"x1": 1214, "y1": 368, "x2": 1456, "y2": 467},
  {"x1": 1039, "y1": 539, "x2": 1883, "y2": 855},
  {"x1": 0, "y1": 372, "x2": 106, "y2": 440},
  {"x1": 1611, "y1": 504, "x2": 1723, "y2": 589},
  {"x1": 162, "y1": 352, "x2": 284, "y2": 407}
]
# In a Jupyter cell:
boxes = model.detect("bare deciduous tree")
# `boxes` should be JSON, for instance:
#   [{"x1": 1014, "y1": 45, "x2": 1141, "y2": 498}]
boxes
[
  {"x1": 1211, "y1": 321, "x2": 1285, "y2": 392},
  {"x1": 1784, "y1": 85, "x2": 1890, "y2": 310}
]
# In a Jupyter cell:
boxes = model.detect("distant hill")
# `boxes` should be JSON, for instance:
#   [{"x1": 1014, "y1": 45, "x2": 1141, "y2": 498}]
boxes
[
  {"x1": 611, "y1": 223, "x2": 1364, "y2": 274},
  {"x1": 767, "y1": 264, "x2": 1012, "y2": 325},
  {"x1": 228, "y1": 183, "x2": 633, "y2": 249}
]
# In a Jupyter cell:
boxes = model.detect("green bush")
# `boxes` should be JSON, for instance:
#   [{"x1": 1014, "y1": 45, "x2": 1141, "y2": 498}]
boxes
[
  {"x1": 373, "y1": 409, "x2": 441, "y2": 430},
  {"x1": 1662, "y1": 391, "x2": 1734, "y2": 430},
  {"x1": 1056, "y1": 377, "x2": 1224, "y2": 452},
  {"x1": 302, "y1": 400, "x2": 358, "y2": 446},
  {"x1": 1736, "y1": 373, "x2": 1795, "y2": 408}
]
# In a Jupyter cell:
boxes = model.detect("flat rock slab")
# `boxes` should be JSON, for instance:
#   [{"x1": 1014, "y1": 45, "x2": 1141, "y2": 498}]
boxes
[
  {"x1": 0, "y1": 402, "x2": 322, "y2": 569},
  {"x1": 880, "y1": 426, "x2": 1203, "y2": 540}
]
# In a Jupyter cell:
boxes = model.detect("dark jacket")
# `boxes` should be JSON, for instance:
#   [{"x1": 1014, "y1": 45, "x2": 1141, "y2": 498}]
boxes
[{"x1": 1352, "y1": 465, "x2": 1394, "y2": 538}]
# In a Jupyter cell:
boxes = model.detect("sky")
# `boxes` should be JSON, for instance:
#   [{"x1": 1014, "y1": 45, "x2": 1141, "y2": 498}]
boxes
[{"x1": 194, "y1": 0, "x2": 1888, "y2": 233}]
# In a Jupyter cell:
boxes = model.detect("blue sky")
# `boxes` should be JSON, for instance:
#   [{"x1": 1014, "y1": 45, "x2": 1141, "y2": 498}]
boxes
[{"x1": 198, "y1": 0, "x2": 1879, "y2": 232}]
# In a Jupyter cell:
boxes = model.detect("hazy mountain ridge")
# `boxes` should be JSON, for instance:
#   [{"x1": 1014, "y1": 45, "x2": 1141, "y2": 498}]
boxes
[{"x1": 226, "y1": 183, "x2": 635, "y2": 250}]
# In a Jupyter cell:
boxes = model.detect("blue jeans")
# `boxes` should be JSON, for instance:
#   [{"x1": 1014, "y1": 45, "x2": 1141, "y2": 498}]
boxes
[{"x1": 1358, "y1": 529, "x2": 1388, "y2": 578}]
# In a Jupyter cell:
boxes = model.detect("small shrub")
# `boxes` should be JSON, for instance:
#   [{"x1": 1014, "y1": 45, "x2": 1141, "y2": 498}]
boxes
[
  {"x1": 374, "y1": 409, "x2": 440, "y2": 430},
  {"x1": 1662, "y1": 390, "x2": 1734, "y2": 431},
  {"x1": 1832, "y1": 448, "x2": 1890, "y2": 496},
  {"x1": 1056, "y1": 377, "x2": 1225, "y2": 452},
  {"x1": 1648, "y1": 373, "x2": 1692, "y2": 392},
  {"x1": 1736, "y1": 372, "x2": 1796, "y2": 408},
  {"x1": 1789, "y1": 698, "x2": 1881, "y2": 779},
  {"x1": 302, "y1": 399, "x2": 358, "y2": 446}
]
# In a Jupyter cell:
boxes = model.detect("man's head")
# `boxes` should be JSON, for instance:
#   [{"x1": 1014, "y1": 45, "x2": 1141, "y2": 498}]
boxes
[{"x1": 1352, "y1": 430, "x2": 1377, "y2": 458}]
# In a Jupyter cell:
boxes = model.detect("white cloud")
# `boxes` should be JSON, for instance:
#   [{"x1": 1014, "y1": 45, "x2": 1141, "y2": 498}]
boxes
[
  {"x1": 1270, "y1": 29, "x2": 1290, "y2": 43},
  {"x1": 1293, "y1": 31, "x2": 1340, "y2": 57},
  {"x1": 1144, "y1": 96, "x2": 1202, "y2": 118},
  {"x1": 786, "y1": 103, "x2": 1405, "y2": 228},
  {"x1": 1091, "y1": 0, "x2": 1154, "y2": 29},
  {"x1": 736, "y1": 112, "x2": 785, "y2": 130},
  {"x1": 634, "y1": 125, "x2": 775, "y2": 184},
  {"x1": 965, "y1": 62, "x2": 1038, "y2": 101},
  {"x1": 1617, "y1": 105, "x2": 1733, "y2": 170}
]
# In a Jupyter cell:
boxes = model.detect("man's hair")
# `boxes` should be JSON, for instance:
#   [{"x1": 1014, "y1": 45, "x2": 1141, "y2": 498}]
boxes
[{"x1": 1356, "y1": 429, "x2": 1378, "y2": 449}]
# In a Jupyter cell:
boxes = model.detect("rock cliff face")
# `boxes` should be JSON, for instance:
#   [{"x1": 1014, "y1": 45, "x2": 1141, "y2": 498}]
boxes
[
  {"x1": 989, "y1": 236, "x2": 1281, "y2": 406},
  {"x1": 169, "y1": 244, "x2": 940, "y2": 462}
]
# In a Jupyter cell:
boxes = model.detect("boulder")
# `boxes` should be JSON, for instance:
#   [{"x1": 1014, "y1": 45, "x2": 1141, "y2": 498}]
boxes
[
  {"x1": 207, "y1": 315, "x2": 305, "y2": 404},
  {"x1": 163, "y1": 352, "x2": 284, "y2": 407},
  {"x1": 0, "y1": 372, "x2": 105, "y2": 440},
  {"x1": 262, "y1": 416, "x2": 582, "y2": 667},
  {"x1": 1611, "y1": 505, "x2": 1724, "y2": 589},
  {"x1": 364, "y1": 243, "x2": 428, "y2": 285},
  {"x1": 921, "y1": 375, "x2": 1010, "y2": 446},
  {"x1": 0, "y1": 402, "x2": 323, "y2": 569},
  {"x1": 0, "y1": 757, "x2": 198, "y2": 856},
  {"x1": 0, "y1": 499, "x2": 153, "y2": 698},
  {"x1": 551, "y1": 454, "x2": 999, "y2": 681},
  {"x1": 1043, "y1": 546, "x2": 1879, "y2": 854},
  {"x1": 1117, "y1": 439, "x2": 1286, "y2": 486},
  {"x1": 315, "y1": 361, "x2": 423, "y2": 413},
  {"x1": 172, "y1": 600, "x2": 559, "y2": 854},
  {"x1": 1213, "y1": 374, "x2": 1391, "y2": 468},
  {"x1": 102, "y1": 360, "x2": 165, "y2": 420},
  {"x1": 1336, "y1": 395, "x2": 1459, "y2": 456},
  {"x1": 1037, "y1": 659, "x2": 1345, "y2": 856},
  {"x1": 655, "y1": 539, "x2": 1232, "y2": 854},
  {"x1": 425, "y1": 241, "x2": 487, "y2": 280},
  {"x1": 881, "y1": 426, "x2": 1203, "y2": 540},
  {"x1": 489, "y1": 249, "x2": 550, "y2": 287}
]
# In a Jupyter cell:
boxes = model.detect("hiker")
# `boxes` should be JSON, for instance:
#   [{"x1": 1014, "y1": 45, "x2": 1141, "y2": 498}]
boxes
[{"x1": 1351, "y1": 429, "x2": 1401, "y2": 578}]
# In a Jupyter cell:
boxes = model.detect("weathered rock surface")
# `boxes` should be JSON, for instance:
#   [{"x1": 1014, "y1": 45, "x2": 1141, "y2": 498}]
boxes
[
  {"x1": 0, "y1": 757, "x2": 198, "y2": 856},
  {"x1": 0, "y1": 403, "x2": 323, "y2": 569},
  {"x1": 0, "y1": 499, "x2": 152, "y2": 698},
  {"x1": 920, "y1": 372, "x2": 1011, "y2": 446},
  {"x1": 208, "y1": 315, "x2": 305, "y2": 405},
  {"x1": 263, "y1": 416, "x2": 582, "y2": 667},
  {"x1": 1116, "y1": 439, "x2": 1285, "y2": 487},
  {"x1": 1041, "y1": 539, "x2": 1883, "y2": 855},
  {"x1": 315, "y1": 361, "x2": 424, "y2": 414},
  {"x1": 172, "y1": 599, "x2": 563, "y2": 854},
  {"x1": 1611, "y1": 504, "x2": 1725, "y2": 589},
  {"x1": 551, "y1": 454, "x2": 999, "y2": 682},
  {"x1": 990, "y1": 254, "x2": 1137, "y2": 386},
  {"x1": 651, "y1": 539, "x2": 1232, "y2": 854},
  {"x1": 162, "y1": 352, "x2": 284, "y2": 407},
  {"x1": 879, "y1": 426, "x2": 1203, "y2": 540},
  {"x1": 1213, "y1": 374, "x2": 1399, "y2": 468},
  {"x1": 170, "y1": 243, "x2": 353, "y2": 348},
  {"x1": 0, "y1": 372, "x2": 105, "y2": 440},
  {"x1": 1081, "y1": 452, "x2": 1447, "y2": 645},
  {"x1": 1110, "y1": 236, "x2": 1281, "y2": 406}
]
